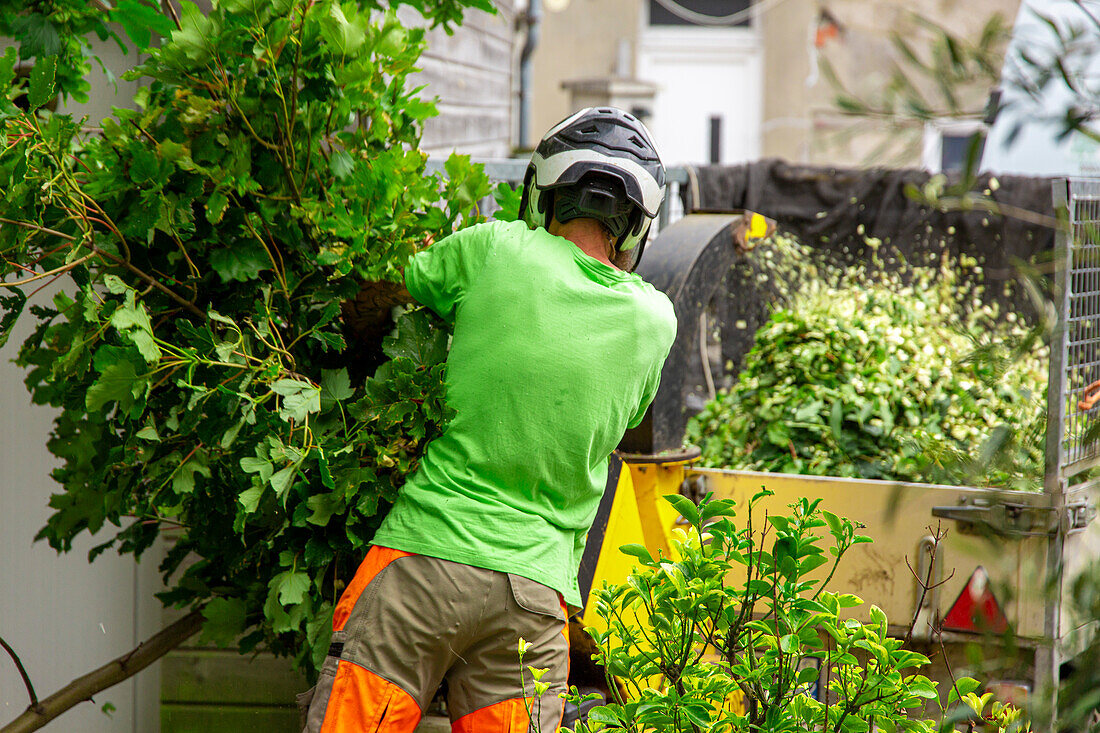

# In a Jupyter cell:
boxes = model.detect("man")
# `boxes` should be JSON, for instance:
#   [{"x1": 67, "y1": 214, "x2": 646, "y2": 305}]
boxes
[{"x1": 302, "y1": 107, "x2": 676, "y2": 733}]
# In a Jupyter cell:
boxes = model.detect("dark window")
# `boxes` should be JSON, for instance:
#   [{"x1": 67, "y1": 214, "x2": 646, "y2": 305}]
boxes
[
  {"x1": 709, "y1": 116, "x2": 722, "y2": 163},
  {"x1": 648, "y1": 0, "x2": 753, "y2": 27},
  {"x1": 941, "y1": 132, "x2": 986, "y2": 173}
]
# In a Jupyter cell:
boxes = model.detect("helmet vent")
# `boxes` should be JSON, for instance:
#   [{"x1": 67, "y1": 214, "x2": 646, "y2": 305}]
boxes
[
  {"x1": 581, "y1": 124, "x2": 599, "y2": 134},
  {"x1": 628, "y1": 135, "x2": 644, "y2": 148}
]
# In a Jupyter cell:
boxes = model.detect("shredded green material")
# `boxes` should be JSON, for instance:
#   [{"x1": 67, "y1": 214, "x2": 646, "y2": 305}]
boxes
[{"x1": 686, "y1": 235, "x2": 1047, "y2": 490}]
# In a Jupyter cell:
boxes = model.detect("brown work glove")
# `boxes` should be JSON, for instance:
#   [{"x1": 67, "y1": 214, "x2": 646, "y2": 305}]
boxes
[{"x1": 341, "y1": 279, "x2": 415, "y2": 348}]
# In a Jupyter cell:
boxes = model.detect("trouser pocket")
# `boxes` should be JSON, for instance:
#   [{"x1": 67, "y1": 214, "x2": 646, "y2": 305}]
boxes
[
  {"x1": 300, "y1": 630, "x2": 345, "y2": 733},
  {"x1": 507, "y1": 573, "x2": 566, "y2": 621},
  {"x1": 296, "y1": 686, "x2": 316, "y2": 731}
]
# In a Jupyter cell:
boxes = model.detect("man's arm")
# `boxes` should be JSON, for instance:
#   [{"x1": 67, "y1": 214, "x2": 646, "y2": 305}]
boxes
[
  {"x1": 341, "y1": 277, "x2": 416, "y2": 347},
  {"x1": 341, "y1": 234, "x2": 437, "y2": 343}
]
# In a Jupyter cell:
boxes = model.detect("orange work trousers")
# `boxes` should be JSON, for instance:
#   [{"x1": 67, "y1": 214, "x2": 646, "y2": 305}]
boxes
[{"x1": 299, "y1": 547, "x2": 569, "y2": 733}]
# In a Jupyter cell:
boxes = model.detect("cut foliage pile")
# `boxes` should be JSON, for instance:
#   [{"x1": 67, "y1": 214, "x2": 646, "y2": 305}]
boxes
[{"x1": 686, "y1": 236, "x2": 1047, "y2": 490}]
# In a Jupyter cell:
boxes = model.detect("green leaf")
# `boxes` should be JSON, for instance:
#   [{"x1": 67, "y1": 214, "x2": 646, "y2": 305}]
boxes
[
  {"x1": 329, "y1": 150, "x2": 355, "y2": 179},
  {"x1": 320, "y1": 2, "x2": 366, "y2": 56},
  {"x1": 492, "y1": 182, "x2": 522, "y2": 222},
  {"x1": 28, "y1": 55, "x2": 57, "y2": 111},
  {"x1": 129, "y1": 148, "x2": 160, "y2": 183},
  {"x1": 829, "y1": 400, "x2": 844, "y2": 441},
  {"x1": 271, "y1": 570, "x2": 310, "y2": 605},
  {"x1": 443, "y1": 152, "x2": 490, "y2": 216},
  {"x1": 280, "y1": 388, "x2": 321, "y2": 423},
  {"x1": 766, "y1": 420, "x2": 790, "y2": 447},
  {"x1": 238, "y1": 486, "x2": 264, "y2": 513},
  {"x1": 837, "y1": 593, "x2": 863, "y2": 608},
  {"x1": 383, "y1": 310, "x2": 449, "y2": 366},
  {"x1": 86, "y1": 360, "x2": 143, "y2": 412},
  {"x1": 110, "y1": 294, "x2": 160, "y2": 363},
  {"x1": 663, "y1": 494, "x2": 700, "y2": 527},
  {"x1": 306, "y1": 493, "x2": 339, "y2": 526},
  {"x1": 164, "y1": 1, "x2": 218, "y2": 68},
  {"x1": 271, "y1": 379, "x2": 322, "y2": 422},
  {"x1": 797, "y1": 665, "x2": 819, "y2": 685},
  {"x1": 271, "y1": 378, "x2": 315, "y2": 397},
  {"x1": 699, "y1": 498, "x2": 737, "y2": 521},
  {"x1": 320, "y1": 368, "x2": 354, "y2": 407},
  {"x1": 240, "y1": 456, "x2": 274, "y2": 483},
  {"x1": 907, "y1": 679, "x2": 939, "y2": 700},
  {"x1": 947, "y1": 677, "x2": 981, "y2": 706},
  {"x1": 620, "y1": 539, "x2": 651, "y2": 561},
  {"x1": 799, "y1": 554, "x2": 828, "y2": 574},
  {"x1": 0, "y1": 47, "x2": 18, "y2": 90},
  {"x1": 136, "y1": 425, "x2": 160, "y2": 441},
  {"x1": 0, "y1": 290, "x2": 27, "y2": 349},
  {"x1": 374, "y1": 11, "x2": 412, "y2": 58},
  {"x1": 200, "y1": 597, "x2": 247, "y2": 647},
  {"x1": 112, "y1": 0, "x2": 177, "y2": 51},
  {"x1": 104, "y1": 275, "x2": 129, "y2": 295},
  {"x1": 269, "y1": 464, "x2": 297, "y2": 499},
  {"x1": 767, "y1": 515, "x2": 790, "y2": 532},
  {"x1": 205, "y1": 191, "x2": 229, "y2": 224},
  {"x1": 172, "y1": 450, "x2": 210, "y2": 494},
  {"x1": 12, "y1": 15, "x2": 61, "y2": 58},
  {"x1": 209, "y1": 242, "x2": 269, "y2": 282}
]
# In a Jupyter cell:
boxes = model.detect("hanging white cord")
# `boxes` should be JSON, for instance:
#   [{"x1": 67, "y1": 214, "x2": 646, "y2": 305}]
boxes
[
  {"x1": 700, "y1": 311, "x2": 717, "y2": 402},
  {"x1": 650, "y1": 0, "x2": 794, "y2": 28}
]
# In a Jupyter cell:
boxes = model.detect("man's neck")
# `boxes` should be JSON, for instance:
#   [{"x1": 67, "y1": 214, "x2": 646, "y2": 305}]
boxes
[{"x1": 547, "y1": 218, "x2": 617, "y2": 269}]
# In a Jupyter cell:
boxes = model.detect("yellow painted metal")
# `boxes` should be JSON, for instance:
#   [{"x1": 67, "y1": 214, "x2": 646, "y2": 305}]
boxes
[
  {"x1": 688, "y1": 468, "x2": 1050, "y2": 639},
  {"x1": 621, "y1": 454, "x2": 696, "y2": 559},
  {"x1": 583, "y1": 456, "x2": 1074, "y2": 642},
  {"x1": 580, "y1": 464, "x2": 649, "y2": 631},
  {"x1": 578, "y1": 455, "x2": 696, "y2": 628},
  {"x1": 747, "y1": 212, "x2": 769, "y2": 240}
]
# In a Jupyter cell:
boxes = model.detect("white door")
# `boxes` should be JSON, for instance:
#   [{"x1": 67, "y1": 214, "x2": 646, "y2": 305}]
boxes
[{"x1": 636, "y1": 11, "x2": 763, "y2": 166}]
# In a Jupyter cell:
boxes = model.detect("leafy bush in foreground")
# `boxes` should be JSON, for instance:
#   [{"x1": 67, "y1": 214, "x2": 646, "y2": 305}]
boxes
[{"x1": 570, "y1": 493, "x2": 1029, "y2": 732}]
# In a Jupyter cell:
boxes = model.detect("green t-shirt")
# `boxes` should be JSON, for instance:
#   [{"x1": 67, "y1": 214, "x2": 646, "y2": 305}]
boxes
[{"x1": 371, "y1": 219, "x2": 676, "y2": 605}]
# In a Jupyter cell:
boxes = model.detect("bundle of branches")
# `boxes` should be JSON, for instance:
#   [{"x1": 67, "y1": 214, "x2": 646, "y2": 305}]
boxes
[{"x1": 0, "y1": 0, "x2": 493, "y2": 718}]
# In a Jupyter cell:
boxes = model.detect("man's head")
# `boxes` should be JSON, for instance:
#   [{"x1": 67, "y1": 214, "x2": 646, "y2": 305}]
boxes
[{"x1": 520, "y1": 107, "x2": 666, "y2": 272}]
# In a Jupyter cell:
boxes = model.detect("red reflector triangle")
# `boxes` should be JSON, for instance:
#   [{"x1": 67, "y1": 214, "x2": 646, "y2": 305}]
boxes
[{"x1": 942, "y1": 566, "x2": 1009, "y2": 634}]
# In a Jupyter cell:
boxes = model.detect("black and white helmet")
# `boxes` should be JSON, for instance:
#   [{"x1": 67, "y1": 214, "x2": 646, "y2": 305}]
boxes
[{"x1": 520, "y1": 107, "x2": 665, "y2": 269}]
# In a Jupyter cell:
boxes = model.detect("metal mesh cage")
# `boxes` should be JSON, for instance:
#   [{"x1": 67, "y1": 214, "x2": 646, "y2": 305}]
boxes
[{"x1": 1055, "y1": 179, "x2": 1100, "y2": 478}]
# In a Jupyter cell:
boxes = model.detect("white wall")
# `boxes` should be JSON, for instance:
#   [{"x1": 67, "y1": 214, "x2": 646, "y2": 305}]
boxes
[
  {"x1": 0, "y1": 284, "x2": 163, "y2": 733},
  {"x1": 407, "y1": 1, "x2": 517, "y2": 158}
]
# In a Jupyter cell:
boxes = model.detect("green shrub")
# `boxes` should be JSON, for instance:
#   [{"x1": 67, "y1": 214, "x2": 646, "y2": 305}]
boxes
[
  {"x1": 569, "y1": 493, "x2": 1030, "y2": 733},
  {"x1": 0, "y1": 0, "x2": 490, "y2": 676},
  {"x1": 686, "y1": 241, "x2": 1046, "y2": 490}
]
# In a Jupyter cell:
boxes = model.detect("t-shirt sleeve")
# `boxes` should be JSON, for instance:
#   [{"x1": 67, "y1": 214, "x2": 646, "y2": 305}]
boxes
[
  {"x1": 626, "y1": 295, "x2": 677, "y2": 429},
  {"x1": 627, "y1": 368, "x2": 662, "y2": 429},
  {"x1": 404, "y1": 223, "x2": 495, "y2": 323}
]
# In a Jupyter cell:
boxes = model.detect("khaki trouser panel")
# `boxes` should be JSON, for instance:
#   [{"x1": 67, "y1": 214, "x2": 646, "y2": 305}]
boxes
[{"x1": 301, "y1": 548, "x2": 568, "y2": 733}]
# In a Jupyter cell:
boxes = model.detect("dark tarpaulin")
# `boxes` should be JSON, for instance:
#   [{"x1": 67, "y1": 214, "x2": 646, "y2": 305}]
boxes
[
  {"x1": 682, "y1": 158, "x2": 1055, "y2": 286},
  {"x1": 674, "y1": 159, "x2": 1058, "y2": 404}
]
